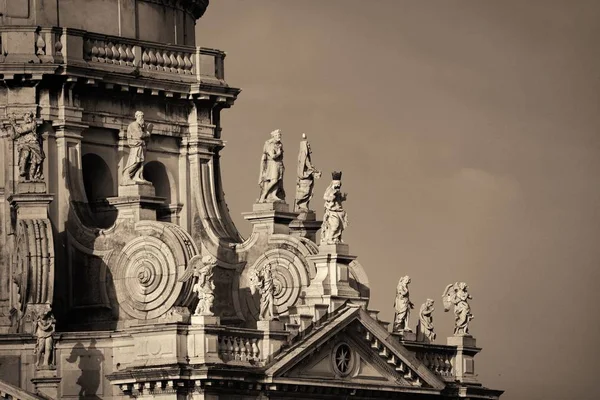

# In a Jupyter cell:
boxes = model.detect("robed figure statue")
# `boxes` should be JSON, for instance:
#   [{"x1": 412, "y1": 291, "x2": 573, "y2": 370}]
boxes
[
  {"x1": 122, "y1": 111, "x2": 153, "y2": 184},
  {"x1": 258, "y1": 129, "x2": 285, "y2": 203},
  {"x1": 320, "y1": 171, "x2": 348, "y2": 245},
  {"x1": 295, "y1": 133, "x2": 321, "y2": 212}
]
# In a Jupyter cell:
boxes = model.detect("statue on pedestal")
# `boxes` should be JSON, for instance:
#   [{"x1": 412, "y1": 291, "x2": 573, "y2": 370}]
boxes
[
  {"x1": 249, "y1": 264, "x2": 275, "y2": 321},
  {"x1": 34, "y1": 308, "x2": 56, "y2": 368},
  {"x1": 393, "y1": 276, "x2": 414, "y2": 332},
  {"x1": 258, "y1": 129, "x2": 285, "y2": 203},
  {"x1": 1, "y1": 111, "x2": 45, "y2": 182},
  {"x1": 193, "y1": 255, "x2": 217, "y2": 316},
  {"x1": 417, "y1": 299, "x2": 436, "y2": 342},
  {"x1": 320, "y1": 171, "x2": 348, "y2": 245},
  {"x1": 122, "y1": 111, "x2": 153, "y2": 184},
  {"x1": 295, "y1": 133, "x2": 321, "y2": 212},
  {"x1": 443, "y1": 282, "x2": 474, "y2": 335}
]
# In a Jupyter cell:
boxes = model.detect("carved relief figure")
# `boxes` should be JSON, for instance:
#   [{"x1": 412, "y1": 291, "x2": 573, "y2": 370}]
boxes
[
  {"x1": 320, "y1": 171, "x2": 348, "y2": 245},
  {"x1": 295, "y1": 133, "x2": 321, "y2": 212},
  {"x1": 417, "y1": 299, "x2": 436, "y2": 342},
  {"x1": 258, "y1": 129, "x2": 285, "y2": 203},
  {"x1": 393, "y1": 276, "x2": 414, "y2": 332},
  {"x1": 249, "y1": 264, "x2": 275, "y2": 321},
  {"x1": 34, "y1": 308, "x2": 56, "y2": 368},
  {"x1": 193, "y1": 255, "x2": 217, "y2": 316},
  {"x1": 122, "y1": 111, "x2": 153, "y2": 184},
  {"x1": 443, "y1": 282, "x2": 474, "y2": 335},
  {"x1": 2, "y1": 111, "x2": 45, "y2": 181}
]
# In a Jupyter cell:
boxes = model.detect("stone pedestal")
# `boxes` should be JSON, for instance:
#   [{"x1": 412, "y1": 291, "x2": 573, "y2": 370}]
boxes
[
  {"x1": 129, "y1": 324, "x2": 189, "y2": 367},
  {"x1": 107, "y1": 182, "x2": 165, "y2": 222},
  {"x1": 305, "y1": 244, "x2": 358, "y2": 299},
  {"x1": 188, "y1": 318, "x2": 221, "y2": 365},
  {"x1": 447, "y1": 335, "x2": 481, "y2": 384},
  {"x1": 242, "y1": 202, "x2": 299, "y2": 235},
  {"x1": 257, "y1": 320, "x2": 287, "y2": 363},
  {"x1": 191, "y1": 315, "x2": 220, "y2": 326},
  {"x1": 8, "y1": 182, "x2": 53, "y2": 221},
  {"x1": 31, "y1": 368, "x2": 61, "y2": 400},
  {"x1": 289, "y1": 210, "x2": 322, "y2": 243},
  {"x1": 392, "y1": 330, "x2": 417, "y2": 342}
]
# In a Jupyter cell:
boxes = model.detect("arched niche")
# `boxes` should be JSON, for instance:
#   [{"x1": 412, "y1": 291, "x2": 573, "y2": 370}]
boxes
[
  {"x1": 82, "y1": 153, "x2": 117, "y2": 228},
  {"x1": 143, "y1": 161, "x2": 181, "y2": 224}
]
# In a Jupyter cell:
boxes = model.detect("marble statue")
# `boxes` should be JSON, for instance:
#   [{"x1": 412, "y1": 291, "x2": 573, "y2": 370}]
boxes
[
  {"x1": 2, "y1": 111, "x2": 45, "y2": 181},
  {"x1": 122, "y1": 111, "x2": 153, "y2": 184},
  {"x1": 417, "y1": 299, "x2": 436, "y2": 342},
  {"x1": 34, "y1": 309, "x2": 56, "y2": 368},
  {"x1": 443, "y1": 282, "x2": 474, "y2": 336},
  {"x1": 249, "y1": 264, "x2": 275, "y2": 321},
  {"x1": 294, "y1": 133, "x2": 321, "y2": 212},
  {"x1": 258, "y1": 129, "x2": 285, "y2": 203},
  {"x1": 193, "y1": 255, "x2": 217, "y2": 316},
  {"x1": 393, "y1": 276, "x2": 414, "y2": 332},
  {"x1": 320, "y1": 171, "x2": 348, "y2": 245}
]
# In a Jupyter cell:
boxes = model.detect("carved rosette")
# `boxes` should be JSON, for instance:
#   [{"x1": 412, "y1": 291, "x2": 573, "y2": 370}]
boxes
[
  {"x1": 12, "y1": 219, "x2": 54, "y2": 332},
  {"x1": 113, "y1": 222, "x2": 198, "y2": 320},
  {"x1": 242, "y1": 249, "x2": 310, "y2": 321}
]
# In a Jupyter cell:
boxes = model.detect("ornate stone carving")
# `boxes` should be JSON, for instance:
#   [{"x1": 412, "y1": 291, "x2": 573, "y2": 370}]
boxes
[
  {"x1": 122, "y1": 111, "x2": 153, "y2": 184},
  {"x1": 443, "y1": 282, "x2": 474, "y2": 336},
  {"x1": 393, "y1": 276, "x2": 414, "y2": 332},
  {"x1": 1, "y1": 111, "x2": 45, "y2": 182},
  {"x1": 249, "y1": 264, "x2": 276, "y2": 321},
  {"x1": 192, "y1": 255, "x2": 217, "y2": 316},
  {"x1": 320, "y1": 171, "x2": 348, "y2": 245},
  {"x1": 417, "y1": 299, "x2": 436, "y2": 342},
  {"x1": 258, "y1": 129, "x2": 285, "y2": 203},
  {"x1": 295, "y1": 133, "x2": 321, "y2": 212},
  {"x1": 34, "y1": 308, "x2": 56, "y2": 369}
]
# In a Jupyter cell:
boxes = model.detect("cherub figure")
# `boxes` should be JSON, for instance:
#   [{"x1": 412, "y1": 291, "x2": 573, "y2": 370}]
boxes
[
  {"x1": 393, "y1": 275, "x2": 414, "y2": 332},
  {"x1": 442, "y1": 282, "x2": 474, "y2": 335},
  {"x1": 34, "y1": 308, "x2": 56, "y2": 368},
  {"x1": 179, "y1": 254, "x2": 218, "y2": 317},
  {"x1": 417, "y1": 299, "x2": 436, "y2": 342},
  {"x1": 249, "y1": 264, "x2": 275, "y2": 321}
]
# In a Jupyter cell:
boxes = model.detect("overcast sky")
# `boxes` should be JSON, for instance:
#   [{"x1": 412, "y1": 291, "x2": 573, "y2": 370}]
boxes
[{"x1": 197, "y1": 1, "x2": 600, "y2": 399}]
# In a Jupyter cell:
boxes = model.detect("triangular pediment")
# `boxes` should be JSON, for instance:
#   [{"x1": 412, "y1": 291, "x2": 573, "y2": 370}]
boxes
[{"x1": 265, "y1": 305, "x2": 445, "y2": 394}]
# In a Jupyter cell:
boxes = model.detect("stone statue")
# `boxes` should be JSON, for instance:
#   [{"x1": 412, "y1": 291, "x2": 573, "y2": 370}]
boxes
[
  {"x1": 258, "y1": 129, "x2": 285, "y2": 203},
  {"x1": 34, "y1": 308, "x2": 56, "y2": 368},
  {"x1": 193, "y1": 255, "x2": 217, "y2": 316},
  {"x1": 393, "y1": 276, "x2": 414, "y2": 332},
  {"x1": 249, "y1": 264, "x2": 275, "y2": 321},
  {"x1": 122, "y1": 111, "x2": 153, "y2": 184},
  {"x1": 320, "y1": 171, "x2": 348, "y2": 245},
  {"x1": 295, "y1": 133, "x2": 321, "y2": 212},
  {"x1": 442, "y1": 282, "x2": 474, "y2": 336},
  {"x1": 2, "y1": 111, "x2": 45, "y2": 182},
  {"x1": 417, "y1": 299, "x2": 436, "y2": 342}
]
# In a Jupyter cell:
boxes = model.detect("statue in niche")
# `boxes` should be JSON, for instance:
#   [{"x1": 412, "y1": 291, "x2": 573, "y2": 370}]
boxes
[
  {"x1": 320, "y1": 171, "x2": 348, "y2": 245},
  {"x1": 295, "y1": 133, "x2": 321, "y2": 212},
  {"x1": 122, "y1": 111, "x2": 153, "y2": 184},
  {"x1": 1, "y1": 111, "x2": 45, "y2": 182},
  {"x1": 193, "y1": 255, "x2": 217, "y2": 316},
  {"x1": 417, "y1": 299, "x2": 436, "y2": 342},
  {"x1": 34, "y1": 308, "x2": 56, "y2": 368},
  {"x1": 258, "y1": 129, "x2": 285, "y2": 203},
  {"x1": 443, "y1": 282, "x2": 474, "y2": 336},
  {"x1": 393, "y1": 276, "x2": 414, "y2": 332},
  {"x1": 249, "y1": 264, "x2": 275, "y2": 321}
]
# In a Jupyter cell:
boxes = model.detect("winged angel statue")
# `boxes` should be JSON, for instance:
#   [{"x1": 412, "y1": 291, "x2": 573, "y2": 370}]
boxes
[
  {"x1": 179, "y1": 254, "x2": 217, "y2": 316},
  {"x1": 442, "y1": 282, "x2": 474, "y2": 336}
]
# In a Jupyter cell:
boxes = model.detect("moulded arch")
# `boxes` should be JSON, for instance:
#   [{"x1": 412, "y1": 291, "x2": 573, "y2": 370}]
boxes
[
  {"x1": 82, "y1": 153, "x2": 116, "y2": 202},
  {"x1": 143, "y1": 160, "x2": 176, "y2": 204}
]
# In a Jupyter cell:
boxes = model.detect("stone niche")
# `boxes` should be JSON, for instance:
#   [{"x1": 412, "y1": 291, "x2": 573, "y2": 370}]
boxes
[{"x1": 0, "y1": 0, "x2": 202, "y2": 45}]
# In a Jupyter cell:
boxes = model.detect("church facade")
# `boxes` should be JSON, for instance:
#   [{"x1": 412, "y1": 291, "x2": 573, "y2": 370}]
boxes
[{"x1": 0, "y1": 1, "x2": 503, "y2": 399}]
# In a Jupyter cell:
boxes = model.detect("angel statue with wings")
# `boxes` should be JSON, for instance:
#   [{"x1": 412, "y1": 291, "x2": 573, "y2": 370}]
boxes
[
  {"x1": 179, "y1": 254, "x2": 217, "y2": 316},
  {"x1": 442, "y1": 282, "x2": 474, "y2": 336},
  {"x1": 249, "y1": 263, "x2": 275, "y2": 321}
]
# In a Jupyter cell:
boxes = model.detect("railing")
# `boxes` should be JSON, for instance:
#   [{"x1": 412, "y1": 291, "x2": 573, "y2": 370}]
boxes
[
  {"x1": 218, "y1": 331, "x2": 262, "y2": 363},
  {"x1": 0, "y1": 27, "x2": 225, "y2": 82},
  {"x1": 410, "y1": 345, "x2": 456, "y2": 379}
]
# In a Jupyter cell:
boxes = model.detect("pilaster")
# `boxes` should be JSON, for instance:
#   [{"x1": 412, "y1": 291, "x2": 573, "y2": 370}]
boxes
[{"x1": 447, "y1": 335, "x2": 481, "y2": 384}]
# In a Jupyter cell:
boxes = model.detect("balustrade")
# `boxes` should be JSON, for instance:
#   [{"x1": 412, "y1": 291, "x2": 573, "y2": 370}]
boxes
[{"x1": 218, "y1": 334, "x2": 261, "y2": 363}]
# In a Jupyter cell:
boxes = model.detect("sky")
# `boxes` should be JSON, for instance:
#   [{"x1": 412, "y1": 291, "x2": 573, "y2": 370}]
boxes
[{"x1": 197, "y1": 1, "x2": 600, "y2": 399}]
